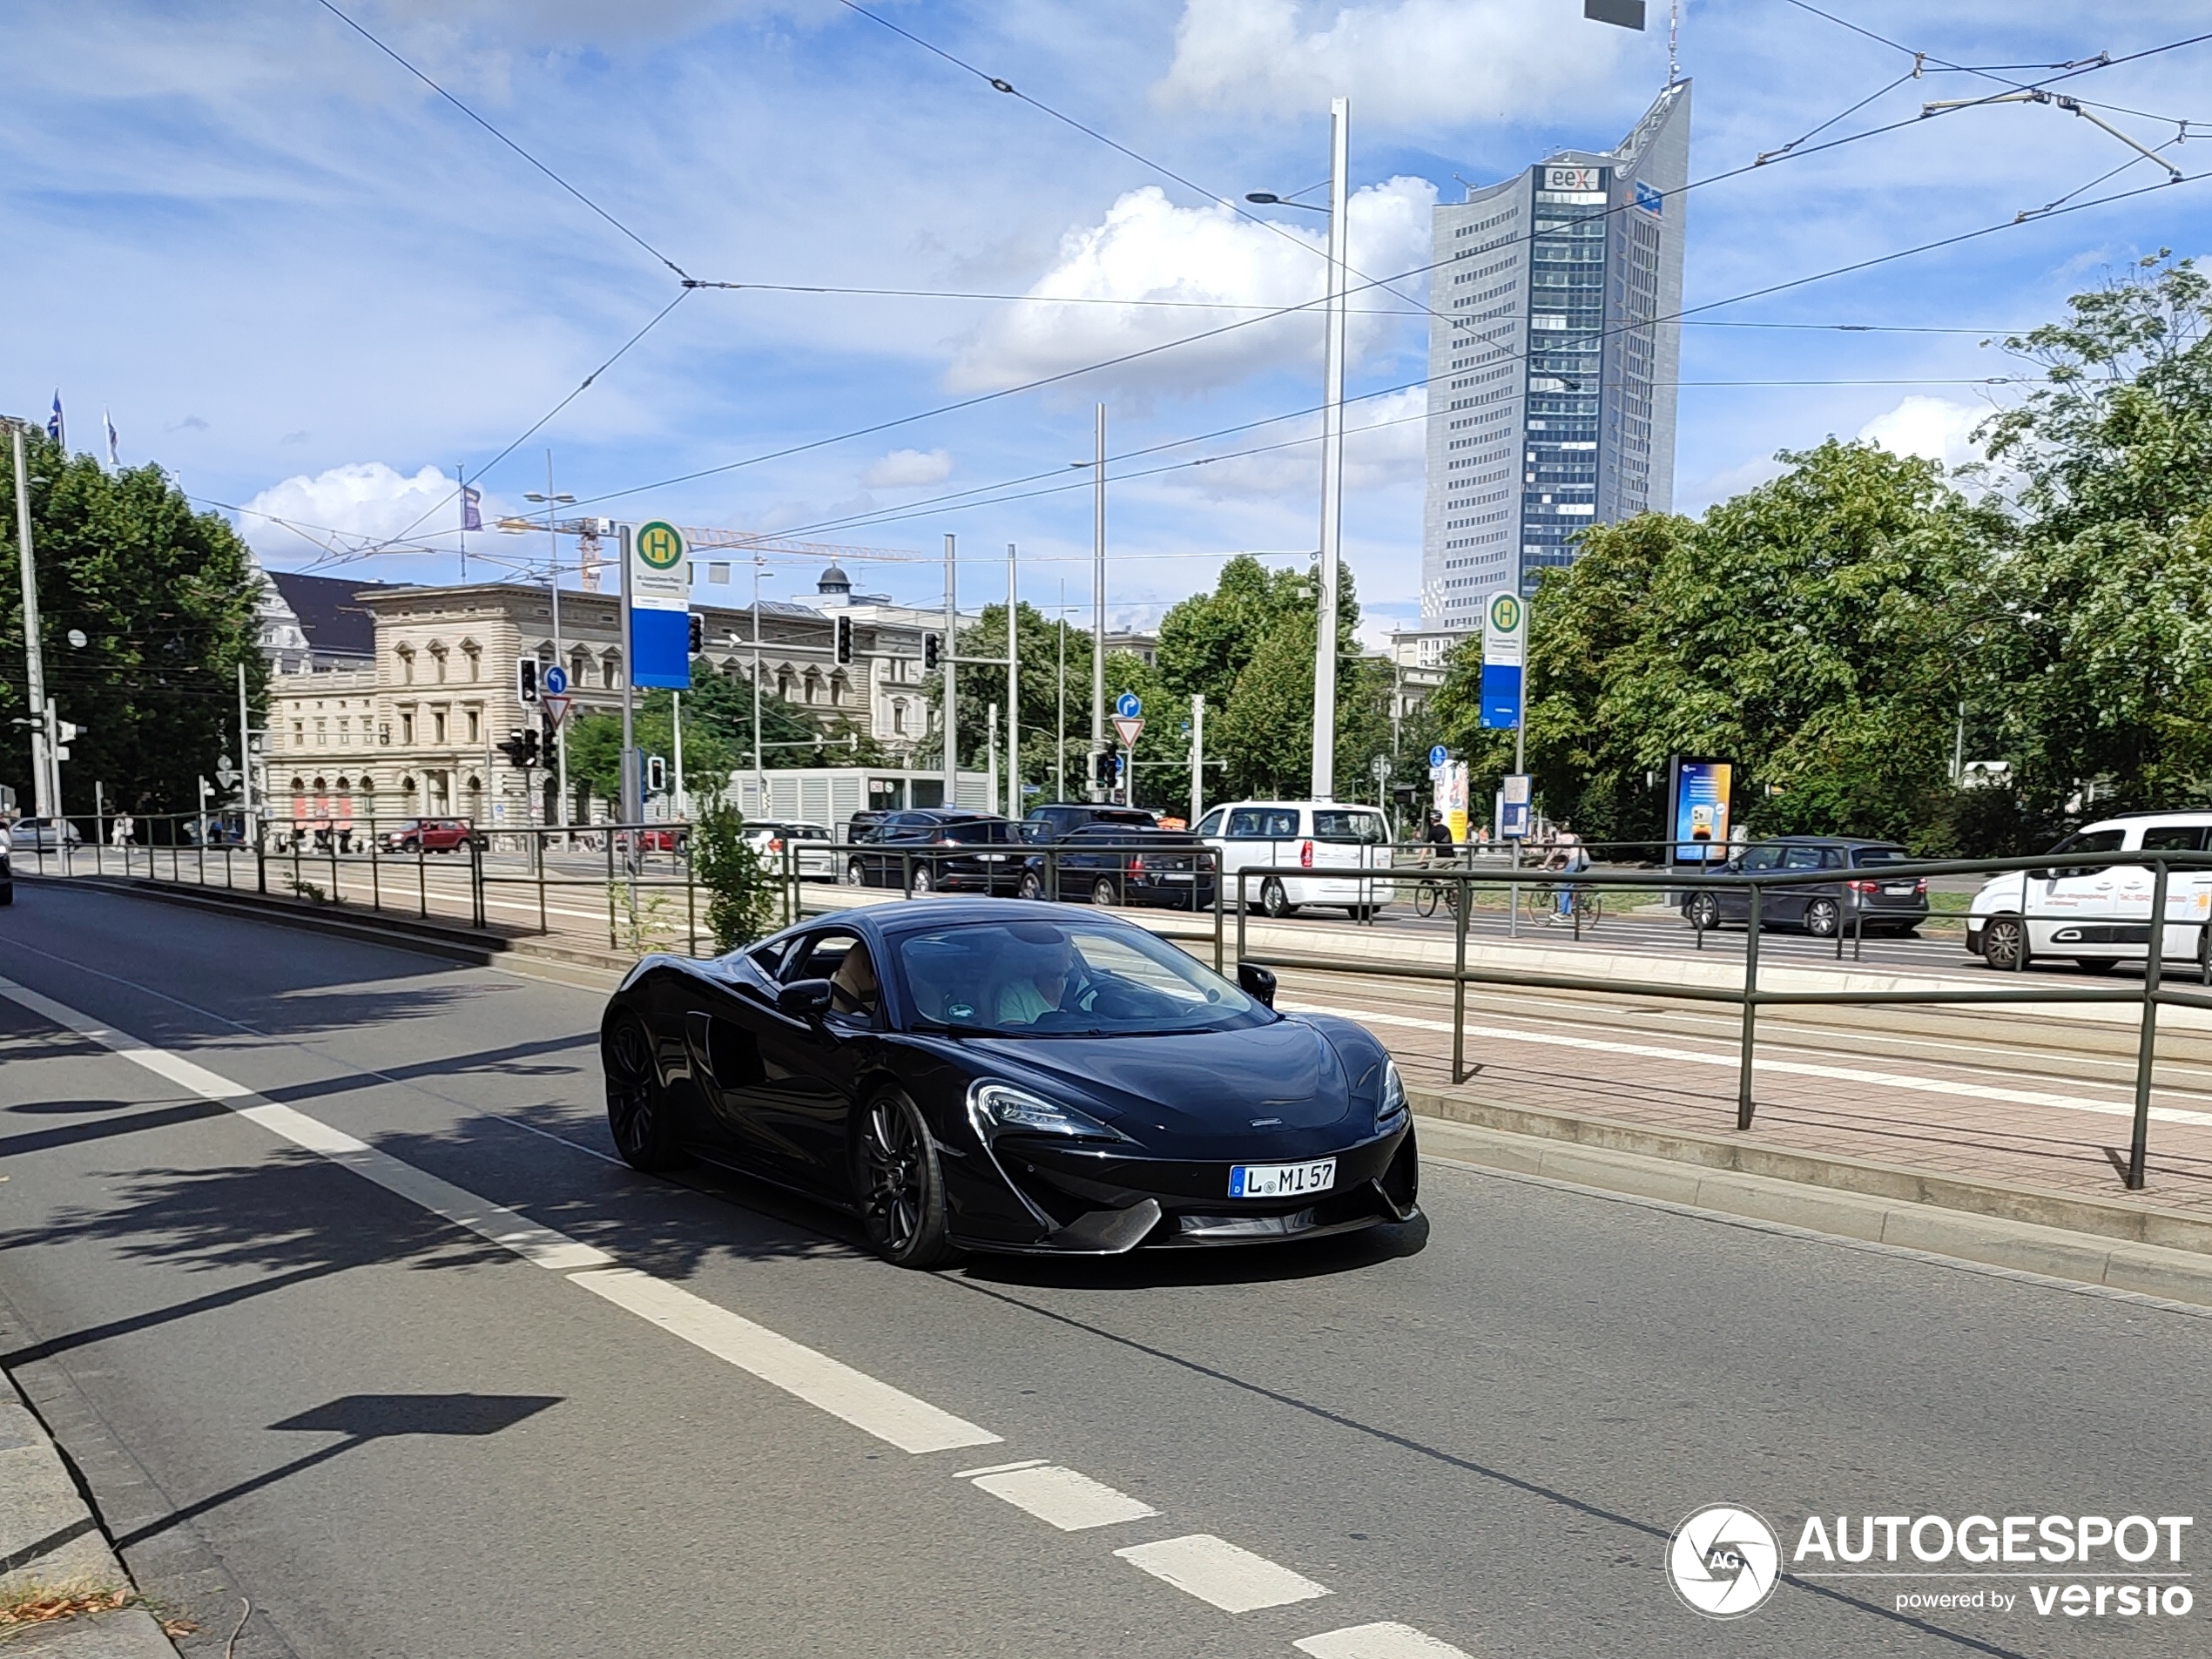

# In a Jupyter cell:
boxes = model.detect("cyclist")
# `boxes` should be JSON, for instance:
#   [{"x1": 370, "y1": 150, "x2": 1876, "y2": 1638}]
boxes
[
  {"x1": 1544, "y1": 820, "x2": 1588, "y2": 922},
  {"x1": 1424, "y1": 809, "x2": 1456, "y2": 862}
]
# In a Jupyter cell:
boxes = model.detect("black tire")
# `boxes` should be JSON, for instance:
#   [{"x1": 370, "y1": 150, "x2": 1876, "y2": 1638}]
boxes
[
  {"x1": 1259, "y1": 877, "x2": 1295, "y2": 919},
  {"x1": 2073, "y1": 957, "x2": 2121, "y2": 974},
  {"x1": 1017, "y1": 869, "x2": 1047, "y2": 901},
  {"x1": 603, "y1": 1010, "x2": 683, "y2": 1171},
  {"x1": 1414, "y1": 882, "x2": 1440, "y2": 919},
  {"x1": 908, "y1": 862, "x2": 936, "y2": 895},
  {"x1": 1684, "y1": 892, "x2": 1720, "y2": 932},
  {"x1": 1805, "y1": 898, "x2": 1841, "y2": 938},
  {"x1": 1090, "y1": 876, "x2": 1119, "y2": 907},
  {"x1": 0, "y1": 886, "x2": 12, "y2": 907},
  {"x1": 846, "y1": 858, "x2": 867, "y2": 887},
  {"x1": 1981, "y1": 914, "x2": 2029, "y2": 971},
  {"x1": 853, "y1": 1089, "x2": 955, "y2": 1269}
]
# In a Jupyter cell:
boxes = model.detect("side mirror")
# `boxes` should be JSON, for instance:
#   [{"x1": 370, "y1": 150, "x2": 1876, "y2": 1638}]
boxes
[
  {"x1": 1237, "y1": 961, "x2": 1277, "y2": 1008},
  {"x1": 777, "y1": 978, "x2": 835, "y2": 1020}
]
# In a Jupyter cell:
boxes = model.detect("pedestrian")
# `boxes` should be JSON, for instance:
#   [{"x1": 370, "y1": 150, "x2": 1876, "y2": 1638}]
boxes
[{"x1": 111, "y1": 813, "x2": 133, "y2": 847}]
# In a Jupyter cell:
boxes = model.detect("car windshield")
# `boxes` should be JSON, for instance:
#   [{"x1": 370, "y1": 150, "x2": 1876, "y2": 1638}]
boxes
[
  {"x1": 892, "y1": 918, "x2": 1271, "y2": 1037},
  {"x1": 936, "y1": 819, "x2": 1017, "y2": 845}
]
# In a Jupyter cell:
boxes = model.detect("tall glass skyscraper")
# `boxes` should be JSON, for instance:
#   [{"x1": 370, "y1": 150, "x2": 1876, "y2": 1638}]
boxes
[{"x1": 1421, "y1": 80, "x2": 1690, "y2": 627}]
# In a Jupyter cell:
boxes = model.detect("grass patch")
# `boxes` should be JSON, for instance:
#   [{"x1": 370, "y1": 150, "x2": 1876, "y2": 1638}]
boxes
[{"x1": 0, "y1": 1577, "x2": 132, "y2": 1630}]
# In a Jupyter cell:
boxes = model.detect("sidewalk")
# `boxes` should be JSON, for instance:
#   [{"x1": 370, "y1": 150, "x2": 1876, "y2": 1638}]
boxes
[{"x1": 1, "y1": 1368, "x2": 181, "y2": 1656}]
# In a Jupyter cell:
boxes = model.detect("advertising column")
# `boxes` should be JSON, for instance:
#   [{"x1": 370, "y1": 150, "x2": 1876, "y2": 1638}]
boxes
[
  {"x1": 1666, "y1": 757, "x2": 1734, "y2": 867},
  {"x1": 630, "y1": 520, "x2": 692, "y2": 691}
]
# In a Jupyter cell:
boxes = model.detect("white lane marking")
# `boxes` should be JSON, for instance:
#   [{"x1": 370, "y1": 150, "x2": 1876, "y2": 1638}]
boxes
[
  {"x1": 1114, "y1": 1534, "x2": 1331, "y2": 1613},
  {"x1": 953, "y1": 1458, "x2": 1050, "y2": 1480},
  {"x1": 968, "y1": 1464, "x2": 1158, "y2": 1532},
  {"x1": 567, "y1": 1268, "x2": 999, "y2": 1454},
  {"x1": 0, "y1": 976, "x2": 613, "y2": 1271},
  {"x1": 0, "y1": 974, "x2": 997, "y2": 1456},
  {"x1": 1280, "y1": 998, "x2": 2212, "y2": 1128},
  {"x1": 1295, "y1": 1623, "x2": 1474, "y2": 1659}
]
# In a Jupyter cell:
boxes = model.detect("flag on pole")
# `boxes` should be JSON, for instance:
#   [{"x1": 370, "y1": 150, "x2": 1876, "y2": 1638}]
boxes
[
  {"x1": 46, "y1": 391, "x2": 64, "y2": 448},
  {"x1": 103, "y1": 408, "x2": 119, "y2": 469},
  {"x1": 461, "y1": 482, "x2": 482, "y2": 532}
]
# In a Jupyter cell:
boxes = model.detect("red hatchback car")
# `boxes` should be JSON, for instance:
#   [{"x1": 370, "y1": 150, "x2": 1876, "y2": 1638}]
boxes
[{"x1": 380, "y1": 818, "x2": 481, "y2": 853}]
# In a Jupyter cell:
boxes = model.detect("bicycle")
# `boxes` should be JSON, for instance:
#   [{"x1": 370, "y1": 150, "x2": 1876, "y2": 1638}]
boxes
[
  {"x1": 1413, "y1": 876, "x2": 1460, "y2": 919},
  {"x1": 1525, "y1": 880, "x2": 1603, "y2": 932}
]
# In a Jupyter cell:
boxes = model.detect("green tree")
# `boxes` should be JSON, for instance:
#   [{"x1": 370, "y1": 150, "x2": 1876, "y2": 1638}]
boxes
[
  {"x1": 0, "y1": 435, "x2": 267, "y2": 816},
  {"x1": 1156, "y1": 555, "x2": 1310, "y2": 711}
]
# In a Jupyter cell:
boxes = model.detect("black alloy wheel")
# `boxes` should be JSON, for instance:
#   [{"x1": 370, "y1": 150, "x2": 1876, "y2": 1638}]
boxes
[
  {"x1": 1017, "y1": 869, "x2": 1047, "y2": 901},
  {"x1": 1090, "y1": 876, "x2": 1120, "y2": 907},
  {"x1": 1684, "y1": 892, "x2": 1720, "y2": 932},
  {"x1": 604, "y1": 1011, "x2": 682, "y2": 1171},
  {"x1": 1259, "y1": 877, "x2": 1295, "y2": 919},
  {"x1": 846, "y1": 858, "x2": 867, "y2": 887},
  {"x1": 1981, "y1": 914, "x2": 2029, "y2": 971},
  {"x1": 853, "y1": 1090, "x2": 954, "y2": 1268},
  {"x1": 1804, "y1": 898, "x2": 1841, "y2": 938}
]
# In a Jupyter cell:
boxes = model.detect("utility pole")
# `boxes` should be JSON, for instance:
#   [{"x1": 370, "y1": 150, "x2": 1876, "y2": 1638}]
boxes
[
  {"x1": 1310, "y1": 95, "x2": 1351, "y2": 805},
  {"x1": 942, "y1": 532, "x2": 958, "y2": 808},
  {"x1": 986, "y1": 700, "x2": 999, "y2": 813},
  {"x1": 751, "y1": 556, "x2": 765, "y2": 812},
  {"x1": 238, "y1": 661, "x2": 255, "y2": 845},
  {"x1": 1190, "y1": 693, "x2": 1204, "y2": 826},
  {"x1": 10, "y1": 420, "x2": 53, "y2": 818},
  {"x1": 1089, "y1": 403, "x2": 1106, "y2": 800},
  {"x1": 672, "y1": 690, "x2": 685, "y2": 819},
  {"x1": 1056, "y1": 577, "x2": 1067, "y2": 803},
  {"x1": 1006, "y1": 542, "x2": 1020, "y2": 820}
]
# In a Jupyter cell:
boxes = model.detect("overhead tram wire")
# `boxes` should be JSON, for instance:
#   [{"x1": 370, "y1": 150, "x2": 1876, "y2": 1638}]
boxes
[
  {"x1": 754, "y1": 167, "x2": 2203, "y2": 542},
  {"x1": 600, "y1": 41, "x2": 2186, "y2": 518}
]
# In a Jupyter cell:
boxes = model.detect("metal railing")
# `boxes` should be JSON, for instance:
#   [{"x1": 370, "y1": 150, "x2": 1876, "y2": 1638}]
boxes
[{"x1": 1229, "y1": 848, "x2": 2212, "y2": 1193}]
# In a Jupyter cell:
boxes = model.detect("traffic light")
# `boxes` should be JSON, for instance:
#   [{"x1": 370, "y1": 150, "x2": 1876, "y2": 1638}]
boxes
[
  {"x1": 688, "y1": 612, "x2": 705, "y2": 654},
  {"x1": 516, "y1": 658, "x2": 539, "y2": 705},
  {"x1": 645, "y1": 755, "x2": 667, "y2": 794},
  {"x1": 833, "y1": 613, "x2": 853, "y2": 665},
  {"x1": 1093, "y1": 750, "x2": 1115, "y2": 789},
  {"x1": 923, "y1": 632, "x2": 941, "y2": 671},
  {"x1": 498, "y1": 730, "x2": 539, "y2": 769}
]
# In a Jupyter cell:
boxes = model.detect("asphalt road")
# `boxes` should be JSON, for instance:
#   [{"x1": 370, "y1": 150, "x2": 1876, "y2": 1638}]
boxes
[{"x1": 2, "y1": 881, "x2": 2208, "y2": 1658}]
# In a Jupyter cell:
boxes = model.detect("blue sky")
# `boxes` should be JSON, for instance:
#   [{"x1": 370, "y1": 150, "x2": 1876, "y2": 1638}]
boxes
[{"x1": 7, "y1": 0, "x2": 2212, "y2": 640}]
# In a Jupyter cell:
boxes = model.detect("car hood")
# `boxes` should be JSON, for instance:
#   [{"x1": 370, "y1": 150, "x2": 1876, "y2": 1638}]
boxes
[{"x1": 956, "y1": 1018, "x2": 1352, "y2": 1140}]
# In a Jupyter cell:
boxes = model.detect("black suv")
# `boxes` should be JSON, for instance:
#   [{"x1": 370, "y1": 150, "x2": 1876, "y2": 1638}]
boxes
[
  {"x1": 843, "y1": 809, "x2": 1022, "y2": 894},
  {"x1": 1679, "y1": 835, "x2": 1929, "y2": 937},
  {"x1": 1017, "y1": 807, "x2": 1216, "y2": 910}
]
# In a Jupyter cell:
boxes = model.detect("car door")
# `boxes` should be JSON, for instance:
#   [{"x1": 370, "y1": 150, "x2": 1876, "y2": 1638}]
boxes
[
  {"x1": 1775, "y1": 843, "x2": 1827, "y2": 927},
  {"x1": 1721, "y1": 842, "x2": 1782, "y2": 922},
  {"x1": 2025, "y1": 828, "x2": 2127, "y2": 953},
  {"x1": 2132, "y1": 824, "x2": 2207, "y2": 956},
  {"x1": 744, "y1": 928, "x2": 880, "y2": 1190},
  {"x1": 1219, "y1": 807, "x2": 1276, "y2": 907},
  {"x1": 678, "y1": 942, "x2": 789, "y2": 1161}
]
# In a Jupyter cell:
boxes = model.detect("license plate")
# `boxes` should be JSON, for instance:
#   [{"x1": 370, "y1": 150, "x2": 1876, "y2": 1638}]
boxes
[
  {"x1": 1884, "y1": 883, "x2": 1916, "y2": 894},
  {"x1": 981, "y1": 853, "x2": 1009, "y2": 861},
  {"x1": 1229, "y1": 1158, "x2": 1337, "y2": 1198}
]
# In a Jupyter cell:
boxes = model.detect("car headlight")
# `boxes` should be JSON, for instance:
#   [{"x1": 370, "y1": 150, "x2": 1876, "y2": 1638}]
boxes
[
  {"x1": 968, "y1": 1080, "x2": 1126, "y2": 1142},
  {"x1": 1376, "y1": 1056, "x2": 1408, "y2": 1130}
]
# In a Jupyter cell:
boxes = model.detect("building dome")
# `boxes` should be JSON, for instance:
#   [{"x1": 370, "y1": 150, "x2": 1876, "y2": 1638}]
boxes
[{"x1": 817, "y1": 563, "x2": 853, "y2": 597}]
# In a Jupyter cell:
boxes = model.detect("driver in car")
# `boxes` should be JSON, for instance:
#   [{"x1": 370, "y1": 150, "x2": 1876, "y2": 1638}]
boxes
[{"x1": 993, "y1": 934, "x2": 1082, "y2": 1027}]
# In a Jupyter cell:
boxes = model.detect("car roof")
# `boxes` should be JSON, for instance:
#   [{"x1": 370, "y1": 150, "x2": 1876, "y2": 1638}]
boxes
[
  {"x1": 2082, "y1": 811, "x2": 2212, "y2": 826},
  {"x1": 1210, "y1": 799, "x2": 1381, "y2": 813},
  {"x1": 785, "y1": 896, "x2": 1154, "y2": 943},
  {"x1": 1760, "y1": 834, "x2": 1903, "y2": 847}
]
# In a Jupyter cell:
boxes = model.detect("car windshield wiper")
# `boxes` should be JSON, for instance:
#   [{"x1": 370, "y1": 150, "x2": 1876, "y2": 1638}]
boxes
[{"x1": 915, "y1": 1021, "x2": 1005, "y2": 1039}]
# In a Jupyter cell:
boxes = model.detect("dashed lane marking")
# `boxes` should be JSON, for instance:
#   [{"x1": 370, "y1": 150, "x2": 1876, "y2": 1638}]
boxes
[
  {"x1": 966, "y1": 1463, "x2": 1157, "y2": 1531},
  {"x1": 1294, "y1": 1621, "x2": 1475, "y2": 1658},
  {"x1": 1115, "y1": 1534, "x2": 1332, "y2": 1613}
]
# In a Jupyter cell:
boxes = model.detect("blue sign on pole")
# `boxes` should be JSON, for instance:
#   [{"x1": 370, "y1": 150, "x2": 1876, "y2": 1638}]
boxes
[
  {"x1": 1480, "y1": 664, "x2": 1523, "y2": 729},
  {"x1": 1427, "y1": 744, "x2": 1449, "y2": 769},
  {"x1": 542, "y1": 664, "x2": 569, "y2": 697},
  {"x1": 1115, "y1": 691, "x2": 1142, "y2": 719}
]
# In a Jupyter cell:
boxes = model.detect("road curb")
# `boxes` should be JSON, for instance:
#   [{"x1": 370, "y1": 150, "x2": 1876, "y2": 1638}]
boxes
[
  {"x1": 1410, "y1": 1101, "x2": 2212, "y2": 1308},
  {"x1": 1, "y1": 1367, "x2": 182, "y2": 1656}
]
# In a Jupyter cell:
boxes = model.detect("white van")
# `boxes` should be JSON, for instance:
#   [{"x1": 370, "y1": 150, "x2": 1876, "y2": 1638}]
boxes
[
  {"x1": 1966, "y1": 810, "x2": 2212, "y2": 971},
  {"x1": 1196, "y1": 799, "x2": 1393, "y2": 919}
]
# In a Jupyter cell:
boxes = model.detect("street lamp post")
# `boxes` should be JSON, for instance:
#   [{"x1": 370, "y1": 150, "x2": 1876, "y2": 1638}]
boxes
[
  {"x1": 524, "y1": 463, "x2": 577, "y2": 829},
  {"x1": 8, "y1": 419, "x2": 54, "y2": 817},
  {"x1": 1090, "y1": 405, "x2": 1106, "y2": 799}
]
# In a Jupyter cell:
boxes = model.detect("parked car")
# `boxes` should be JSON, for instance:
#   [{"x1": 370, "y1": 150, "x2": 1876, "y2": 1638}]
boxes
[
  {"x1": 615, "y1": 826, "x2": 686, "y2": 853},
  {"x1": 1020, "y1": 803, "x2": 1158, "y2": 842},
  {"x1": 844, "y1": 810, "x2": 891, "y2": 845},
  {"x1": 844, "y1": 809, "x2": 1024, "y2": 894},
  {"x1": 1194, "y1": 799, "x2": 1394, "y2": 919},
  {"x1": 745, "y1": 819, "x2": 838, "y2": 880},
  {"x1": 1678, "y1": 836, "x2": 1928, "y2": 938},
  {"x1": 1017, "y1": 821, "x2": 1217, "y2": 910},
  {"x1": 1966, "y1": 810, "x2": 2212, "y2": 972},
  {"x1": 8, "y1": 816, "x2": 82, "y2": 851},
  {"x1": 378, "y1": 818, "x2": 482, "y2": 854}
]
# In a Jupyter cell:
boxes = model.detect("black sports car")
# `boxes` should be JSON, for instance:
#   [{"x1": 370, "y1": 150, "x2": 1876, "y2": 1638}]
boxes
[{"x1": 600, "y1": 899, "x2": 1420, "y2": 1266}]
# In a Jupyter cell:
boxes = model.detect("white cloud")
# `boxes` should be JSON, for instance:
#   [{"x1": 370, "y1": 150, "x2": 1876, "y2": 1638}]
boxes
[
  {"x1": 1857, "y1": 395, "x2": 1986, "y2": 472},
  {"x1": 1165, "y1": 384, "x2": 1427, "y2": 500},
  {"x1": 1155, "y1": 0, "x2": 1632, "y2": 125},
  {"x1": 238, "y1": 462, "x2": 480, "y2": 562},
  {"x1": 861, "y1": 448, "x2": 953, "y2": 488},
  {"x1": 949, "y1": 177, "x2": 1434, "y2": 395}
]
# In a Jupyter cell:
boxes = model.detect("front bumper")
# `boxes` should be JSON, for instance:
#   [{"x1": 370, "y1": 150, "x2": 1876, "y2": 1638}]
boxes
[{"x1": 950, "y1": 1122, "x2": 1420, "y2": 1255}]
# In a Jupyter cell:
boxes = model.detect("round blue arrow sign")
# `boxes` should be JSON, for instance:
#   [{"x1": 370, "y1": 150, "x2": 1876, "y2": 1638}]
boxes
[
  {"x1": 1115, "y1": 691, "x2": 1141, "y2": 718},
  {"x1": 542, "y1": 664, "x2": 570, "y2": 696},
  {"x1": 1429, "y1": 744, "x2": 1449, "y2": 767}
]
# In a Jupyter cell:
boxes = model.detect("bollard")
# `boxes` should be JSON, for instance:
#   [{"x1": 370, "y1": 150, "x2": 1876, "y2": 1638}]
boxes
[{"x1": 2127, "y1": 860, "x2": 2171, "y2": 1190}]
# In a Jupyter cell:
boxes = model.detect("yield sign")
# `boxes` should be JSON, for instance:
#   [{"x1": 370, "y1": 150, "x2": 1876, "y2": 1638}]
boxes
[
  {"x1": 1112, "y1": 714, "x2": 1143, "y2": 748},
  {"x1": 540, "y1": 693, "x2": 574, "y2": 731}
]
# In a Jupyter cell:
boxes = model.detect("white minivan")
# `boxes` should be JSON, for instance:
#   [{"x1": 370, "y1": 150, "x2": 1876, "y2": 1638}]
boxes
[
  {"x1": 1196, "y1": 799, "x2": 1393, "y2": 919},
  {"x1": 1966, "y1": 810, "x2": 2212, "y2": 972}
]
